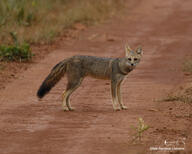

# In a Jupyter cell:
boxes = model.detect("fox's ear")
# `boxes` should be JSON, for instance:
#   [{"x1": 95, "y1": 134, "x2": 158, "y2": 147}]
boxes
[
  {"x1": 125, "y1": 45, "x2": 131, "y2": 57},
  {"x1": 136, "y1": 46, "x2": 143, "y2": 55}
]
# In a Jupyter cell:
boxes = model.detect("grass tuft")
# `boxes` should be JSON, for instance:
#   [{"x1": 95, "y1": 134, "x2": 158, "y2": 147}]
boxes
[
  {"x1": 0, "y1": 43, "x2": 32, "y2": 62},
  {"x1": 163, "y1": 85, "x2": 192, "y2": 104},
  {"x1": 163, "y1": 59, "x2": 192, "y2": 104},
  {"x1": 131, "y1": 118, "x2": 149, "y2": 142},
  {"x1": 163, "y1": 94, "x2": 192, "y2": 103},
  {"x1": 183, "y1": 59, "x2": 192, "y2": 74},
  {"x1": 0, "y1": 32, "x2": 33, "y2": 62}
]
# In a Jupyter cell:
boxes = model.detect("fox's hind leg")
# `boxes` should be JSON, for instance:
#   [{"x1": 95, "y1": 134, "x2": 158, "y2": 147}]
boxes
[
  {"x1": 62, "y1": 91, "x2": 69, "y2": 111},
  {"x1": 62, "y1": 69, "x2": 83, "y2": 111}
]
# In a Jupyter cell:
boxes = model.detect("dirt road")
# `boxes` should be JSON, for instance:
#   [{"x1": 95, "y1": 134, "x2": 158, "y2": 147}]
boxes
[{"x1": 0, "y1": 0, "x2": 192, "y2": 153}]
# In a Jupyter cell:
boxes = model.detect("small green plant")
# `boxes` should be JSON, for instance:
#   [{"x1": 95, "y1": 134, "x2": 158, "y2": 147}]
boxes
[
  {"x1": 131, "y1": 118, "x2": 149, "y2": 142},
  {"x1": 0, "y1": 43, "x2": 33, "y2": 61},
  {"x1": 0, "y1": 32, "x2": 33, "y2": 62}
]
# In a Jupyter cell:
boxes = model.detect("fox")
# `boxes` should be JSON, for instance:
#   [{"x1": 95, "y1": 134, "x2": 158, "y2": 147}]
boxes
[{"x1": 37, "y1": 45, "x2": 143, "y2": 111}]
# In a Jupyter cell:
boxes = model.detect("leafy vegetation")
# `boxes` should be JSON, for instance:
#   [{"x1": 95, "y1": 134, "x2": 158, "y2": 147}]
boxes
[
  {"x1": 0, "y1": 43, "x2": 32, "y2": 61},
  {"x1": 0, "y1": 33, "x2": 33, "y2": 61},
  {"x1": 131, "y1": 118, "x2": 149, "y2": 142}
]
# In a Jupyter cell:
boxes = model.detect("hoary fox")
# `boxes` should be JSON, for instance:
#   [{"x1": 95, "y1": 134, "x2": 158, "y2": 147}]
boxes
[{"x1": 37, "y1": 45, "x2": 143, "y2": 111}]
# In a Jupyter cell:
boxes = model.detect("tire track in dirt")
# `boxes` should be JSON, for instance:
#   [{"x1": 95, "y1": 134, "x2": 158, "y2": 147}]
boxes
[{"x1": 0, "y1": 0, "x2": 192, "y2": 153}]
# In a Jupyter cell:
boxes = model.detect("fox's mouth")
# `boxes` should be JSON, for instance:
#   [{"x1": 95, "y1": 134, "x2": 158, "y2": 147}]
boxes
[
  {"x1": 125, "y1": 66, "x2": 134, "y2": 72},
  {"x1": 130, "y1": 64, "x2": 136, "y2": 69}
]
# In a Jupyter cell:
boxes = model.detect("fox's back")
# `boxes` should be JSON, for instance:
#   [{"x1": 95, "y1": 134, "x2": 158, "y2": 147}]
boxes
[{"x1": 71, "y1": 55, "x2": 114, "y2": 79}]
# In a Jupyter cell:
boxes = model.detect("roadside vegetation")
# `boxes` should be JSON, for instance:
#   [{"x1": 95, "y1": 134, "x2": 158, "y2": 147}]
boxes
[
  {"x1": 0, "y1": 0, "x2": 124, "y2": 90},
  {"x1": 0, "y1": 0, "x2": 123, "y2": 62},
  {"x1": 0, "y1": 32, "x2": 32, "y2": 61},
  {"x1": 183, "y1": 59, "x2": 192, "y2": 74},
  {"x1": 131, "y1": 118, "x2": 149, "y2": 142},
  {"x1": 0, "y1": 0, "x2": 123, "y2": 44},
  {"x1": 163, "y1": 88, "x2": 192, "y2": 104},
  {"x1": 163, "y1": 59, "x2": 192, "y2": 104}
]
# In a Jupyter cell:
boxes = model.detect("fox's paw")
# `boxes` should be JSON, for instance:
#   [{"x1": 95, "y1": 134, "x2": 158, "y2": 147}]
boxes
[
  {"x1": 68, "y1": 107, "x2": 75, "y2": 111},
  {"x1": 62, "y1": 106, "x2": 69, "y2": 112},
  {"x1": 113, "y1": 107, "x2": 121, "y2": 111},
  {"x1": 121, "y1": 106, "x2": 128, "y2": 110}
]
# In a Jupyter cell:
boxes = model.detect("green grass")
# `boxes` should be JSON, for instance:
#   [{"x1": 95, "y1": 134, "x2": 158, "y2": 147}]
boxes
[
  {"x1": 0, "y1": 43, "x2": 32, "y2": 61},
  {"x1": 0, "y1": 32, "x2": 33, "y2": 62},
  {"x1": 0, "y1": 0, "x2": 123, "y2": 44}
]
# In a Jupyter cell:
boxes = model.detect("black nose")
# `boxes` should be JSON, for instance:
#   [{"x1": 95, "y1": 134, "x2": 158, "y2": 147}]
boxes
[{"x1": 131, "y1": 63, "x2": 134, "y2": 66}]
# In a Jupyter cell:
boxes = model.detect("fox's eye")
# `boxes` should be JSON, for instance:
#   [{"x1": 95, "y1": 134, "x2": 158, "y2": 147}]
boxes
[
  {"x1": 134, "y1": 58, "x2": 138, "y2": 61},
  {"x1": 128, "y1": 58, "x2": 131, "y2": 61}
]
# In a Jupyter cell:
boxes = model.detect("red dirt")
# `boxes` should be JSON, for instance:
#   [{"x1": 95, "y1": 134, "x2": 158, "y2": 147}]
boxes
[{"x1": 0, "y1": 0, "x2": 192, "y2": 153}]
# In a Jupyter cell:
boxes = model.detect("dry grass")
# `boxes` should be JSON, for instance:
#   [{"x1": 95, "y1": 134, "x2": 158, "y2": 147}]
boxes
[
  {"x1": 131, "y1": 118, "x2": 149, "y2": 142},
  {"x1": 163, "y1": 94, "x2": 192, "y2": 104},
  {"x1": 163, "y1": 59, "x2": 192, "y2": 104},
  {"x1": 0, "y1": 0, "x2": 124, "y2": 44},
  {"x1": 163, "y1": 84, "x2": 192, "y2": 104},
  {"x1": 183, "y1": 59, "x2": 192, "y2": 74}
]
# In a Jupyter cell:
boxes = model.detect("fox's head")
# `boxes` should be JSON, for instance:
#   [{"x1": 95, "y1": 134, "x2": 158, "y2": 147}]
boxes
[
  {"x1": 124, "y1": 45, "x2": 143, "y2": 67},
  {"x1": 119, "y1": 45, "x2": 143, "y2": 74}
]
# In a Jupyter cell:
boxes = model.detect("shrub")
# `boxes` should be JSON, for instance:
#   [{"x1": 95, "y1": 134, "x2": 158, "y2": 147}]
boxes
[{"x1": 0, "y1": 43, "x2": 33, "y2": 61}]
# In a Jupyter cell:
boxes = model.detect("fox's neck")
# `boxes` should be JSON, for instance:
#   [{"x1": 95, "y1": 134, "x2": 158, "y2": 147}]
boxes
[{"x1": 118, "y1": 58, "x2": 133, "y2": 75}]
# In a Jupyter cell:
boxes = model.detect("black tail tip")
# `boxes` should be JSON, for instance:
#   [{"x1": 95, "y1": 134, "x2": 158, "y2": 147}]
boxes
[
  {"x1": 37, "y1": 90, "x2": 44, "y2": 99},
  {"x1": 37, "y1": 83, "x2": 51, "y2": 99},
  {"x1": 37, "y1": 85, "x2": 47, "y2": 99}
]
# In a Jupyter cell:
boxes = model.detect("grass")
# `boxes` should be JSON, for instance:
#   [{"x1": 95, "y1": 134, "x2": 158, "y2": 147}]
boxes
[
  {"x1": 163, "y1": 87, "x2": 192, "y2": 104},
  {"x1": 0, "y1": 0, "x2": 123, "y2": 62},
  {"x1": 0, "y1": 43, "x2": 32, "y2": 62},
  {"x1": 183, "y1": 59, "x2": 192, "y2": 74},
  {"x1": 0, "y1": 33, "x2": 33, "y2": 62},
  {"x1": 163, "y1": 94, "x2": 192, "y2": 103},
  {"x1": 0, "y1": 0, "x2": 124, "y2": 44},
  {"x1": 131, "y1": 118, "x2": 149, "y2": 142},
  {"x1": 162, "y1": 59, "x2": 192, "y2": 104}
]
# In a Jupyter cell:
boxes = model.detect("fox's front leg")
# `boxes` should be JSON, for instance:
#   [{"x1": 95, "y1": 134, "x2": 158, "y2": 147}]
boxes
[
  {"x1": 111, "y1": 80, "x2": 121, "y2": 111},
  {"x1": 117, "y1": 82, "x2": 127, "y2": 110}
]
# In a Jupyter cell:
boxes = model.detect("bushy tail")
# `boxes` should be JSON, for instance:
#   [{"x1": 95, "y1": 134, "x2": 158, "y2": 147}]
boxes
[{"x1": 37, "y1": 60, "x2": 67, "y2": 98}]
